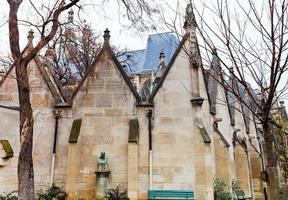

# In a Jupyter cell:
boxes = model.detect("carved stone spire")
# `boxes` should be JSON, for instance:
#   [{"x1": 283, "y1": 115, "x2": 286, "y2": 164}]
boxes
[
  {"x1": 183, "y1": 3, "x2": 200, "y2": 68},
  {"x1": 227, "y1": 67, "x2": 237, "y2": 126},
  {"x1": 208, "y1": 48, "x2": 221, "y2": 114},
  {"x1": 159, "y1": 51, "x2": 165, "y2": 63},
  {"x1": 183, "y1": 3, "x2": 197, "y2": 31},
  {"x1": 23, "y1": 29, "x2": 34, "y2": 56},
  {"x1": 211, "y1": 48, "x2": 221, "y2": 73},
  {"x1": 27, "y1": 29, "x2": 34, "y2": 45},
  {"x1": 45, "y1": 47, "x2": 55, "y2": 61},
  {"x1": 155, "y1": 51, "x2": 166, "y2": 82},
  {"x1": 68, "y1": 8, "x2": 74, "y2": 23},
  {"x1": 103, "y1": 28, "x2": 111, "y2": 44}
]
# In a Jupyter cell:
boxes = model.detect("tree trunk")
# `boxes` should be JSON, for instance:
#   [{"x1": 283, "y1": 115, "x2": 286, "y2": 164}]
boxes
[
  {"x1": 263, "y1": 122, "x2": 279, "y2": 200},
  {"x1": 16, "y1": 61, "x2": 35, "y2": 200}
]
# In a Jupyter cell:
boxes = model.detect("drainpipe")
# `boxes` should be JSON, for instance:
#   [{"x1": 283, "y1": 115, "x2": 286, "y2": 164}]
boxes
[
  {"x1": 50, "y1": 109, "x2": 61, "y2": 186},
  {"x1": 147, "y1": 109, "x2": 153, "y2": 189}
]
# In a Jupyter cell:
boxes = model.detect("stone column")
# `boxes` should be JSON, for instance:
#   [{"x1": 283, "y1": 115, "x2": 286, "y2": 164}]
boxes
[
  {"x1": 127, "y1": 143, "x2": 139, "y2": 200},
  {"x1": 250, "y1": 148, "x2": 265, "y2": 200},
  {"x1": 235, "y1": 144, "x2": 251, "y2": 196},
  {"x1": 214, "y1": 133, "x2": 231, "y2": 185},
  {"x1": 65, "y1": 142, "x2": 81, "y2": 198},
  {"x1": 194, "y1": 117, "x2": 214, "y2": 199}
]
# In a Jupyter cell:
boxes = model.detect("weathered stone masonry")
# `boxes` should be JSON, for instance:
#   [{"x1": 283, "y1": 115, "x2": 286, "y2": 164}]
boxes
[{"x1": 0, "y1": 4, "x2": 266, "y2": 200}]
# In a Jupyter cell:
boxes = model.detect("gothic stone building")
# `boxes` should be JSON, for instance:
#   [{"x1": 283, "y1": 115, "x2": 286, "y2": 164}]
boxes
[{"x1": 0, "y1": 5, "x2": 266, "y2": 200}]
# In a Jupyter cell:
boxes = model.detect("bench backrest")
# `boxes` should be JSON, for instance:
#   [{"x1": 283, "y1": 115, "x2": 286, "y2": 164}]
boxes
[{"x1": 148, "y1": 190, "x2": 195, "y2": 200}]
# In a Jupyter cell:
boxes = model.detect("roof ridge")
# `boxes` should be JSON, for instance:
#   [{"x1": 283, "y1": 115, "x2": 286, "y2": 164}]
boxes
[
  {"x1": 125, "y1": 49, "x2": 146, "y2": 54},
  {"x1": 148, "y1": 32, "x2": 175, "y2": 37}
]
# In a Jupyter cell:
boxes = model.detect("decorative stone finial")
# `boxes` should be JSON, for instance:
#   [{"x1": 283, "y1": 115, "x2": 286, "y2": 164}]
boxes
[
  {"x1": 211, "y1": 48, "x2": 221, "y2": 72},
  {"x1": 103, "y1": 28, "x2": 110, "y2": 43},
  {"x1": 183, "y1": 3, "x2": 197, "y2": 30},
  {"x1": 68, "y1": 8, "x2": 74, "y2": 23},
  {"x1": 45, "y1": 47, "x2": 55, "y2": 60},
  {"x1": 159, "y1": 51, "x2": 165, "y2": 63},
  {"x1": 212, "y1": 48, "x2": 218, "y2": 55},
  {"x1": 27, "y1": 29, "x2": 34, "y2": 44}
]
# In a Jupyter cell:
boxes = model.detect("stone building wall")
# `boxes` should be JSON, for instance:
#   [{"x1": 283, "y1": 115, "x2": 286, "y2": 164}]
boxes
[
  {"x1": 145, "y1": 41, "x2": 216, "y2": 199},
  {"x1": 63, "y1": 47, "x2": 138, "y2": 199},
  {"x1": 0, "y1": 32, "x2": 266, "y2": 200}
]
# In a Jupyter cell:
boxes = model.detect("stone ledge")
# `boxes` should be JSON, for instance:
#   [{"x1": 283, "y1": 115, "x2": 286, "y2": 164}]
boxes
[
  {"x1": 136, "y1": 101, "x2": 154, "y2": 108},
  {"x1": 191, "y1": 96, "x2": 204, "y2": 107}
]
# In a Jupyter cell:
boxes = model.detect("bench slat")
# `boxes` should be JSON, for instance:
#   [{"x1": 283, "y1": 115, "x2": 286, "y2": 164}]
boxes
[{"x1": 148, "y1": 190, "x2": 195, "y2": 200}]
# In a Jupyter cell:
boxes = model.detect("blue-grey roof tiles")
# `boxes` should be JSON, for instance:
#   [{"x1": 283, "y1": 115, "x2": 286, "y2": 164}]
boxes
[{"x1": 118, "y1": 32, "x2": 179, "y2": 75}]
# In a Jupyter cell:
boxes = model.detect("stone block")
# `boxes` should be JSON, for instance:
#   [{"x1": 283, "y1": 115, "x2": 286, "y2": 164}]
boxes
[
  {"x1": 95, "y1": 93, "x2": 112, "y2": 107},
  {"x1": 0, "y1": 95, "x2": 13, "y2": 101},
  {"x1": 78, "y1": 94, "x2": 96, "y2": 107},
  {"x1": 100, "y1": 69, "x2": 114, "y2": 78},
  {"x1": 81, "y1": 174, "x2": 96, "y2": 187},
  {"x1": 113, "y1": 93, "x2": 129, "y2": 107},
  {"x1": 104, "y1": 108, "x2": 123, "y2": 116},
  {"x1": 154, "y1": 133, "x2": 176, "y2": 145},
  {"x1": 78, "y1": 190, "x2": 95, "y2": 200},
  {"x1": 105, "y1": 80, "x2": 124, "y2": 92}
]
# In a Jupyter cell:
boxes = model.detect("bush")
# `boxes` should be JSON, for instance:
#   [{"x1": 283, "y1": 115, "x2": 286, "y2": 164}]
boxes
[
  {"x1": 36, "y1": 183, "x2": 67, "y2": 200},
  {"x1": 0, "y1": 192, "x2": 17, "y2": 200},
  {"x1": 105, "y1": 186, "x2": 129, "y2": 200},
  {"x1": 231, "y1": 180, "x2": 245, "y2": 199},
  {"x1": 279, "y1": 183, "x2": 288, "y2": 200},
  {"x1": 213, "y1": 178, "x2": 233, "y2": 200}
]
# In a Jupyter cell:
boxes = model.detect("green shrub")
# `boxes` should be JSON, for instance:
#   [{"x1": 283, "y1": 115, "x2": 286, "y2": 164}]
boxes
[
  {"x1": 280, "y1": 183, "x2": 288, "y2": 200},
  {"x1": 213, "y1": 178, "x2": 233, "y2": 200},
  {"x1": 36, "y1": 183, "x2": 67, "y2": 200},
  {"x1": 231, "y1": 180, "x2": 245, "y2": 198},
  {"x1": 105, "y1": 186, "x2": 129, "y2": 200},
  {"x1": 0, "y1": 192, "x2": 17, "y2": 200}
]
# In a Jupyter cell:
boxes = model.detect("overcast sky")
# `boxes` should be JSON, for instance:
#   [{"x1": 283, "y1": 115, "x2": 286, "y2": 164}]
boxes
[
  {"x1": 0, "y1": 0, "x2": 287, "y2": 105},
  {"x1": 0, "y1": 0, "x2": 185, "y2": 52}
]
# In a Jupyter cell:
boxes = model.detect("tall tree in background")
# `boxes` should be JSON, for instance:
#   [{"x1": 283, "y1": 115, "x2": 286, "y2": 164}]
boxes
[
  {"x1": 161, "y1": 0, "x2": 288, "y2": 199},
  {"x1": 191, "y1": 0, "x2": 288, "y2": 199},
  {"x1": 5, "y1": 0, "x2": 158, "y2": 199},
  {"x1": 51, "y1": 22, "x2": 101, "y2": 86},
  {"x1": 50, "y1": 21, "x2": 134, "y2": 96}
]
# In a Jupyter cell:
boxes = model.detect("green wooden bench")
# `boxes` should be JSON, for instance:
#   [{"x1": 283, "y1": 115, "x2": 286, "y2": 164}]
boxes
[
  {"x1": 238, "y1": 197, "x2": 252, "y2": 200},
  {"x1": 148, "y1": 190, "x2": 195, "y2": 199}
]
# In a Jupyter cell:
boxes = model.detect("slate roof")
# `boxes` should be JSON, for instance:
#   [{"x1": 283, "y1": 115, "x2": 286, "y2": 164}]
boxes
[{"x1": 118, "y1": 32, "x2": 179, "y2": 75}]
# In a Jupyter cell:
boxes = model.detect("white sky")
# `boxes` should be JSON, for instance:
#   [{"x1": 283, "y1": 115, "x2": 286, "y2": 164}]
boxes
[
  {"x1": 0, "y1": 0, "x2": 185, "y2": 52},
  {"x1": 0, "y1": 0, "x2": 287, "y2": 106}
]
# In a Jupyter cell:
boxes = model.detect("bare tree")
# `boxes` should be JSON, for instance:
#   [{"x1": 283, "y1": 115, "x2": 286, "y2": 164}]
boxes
[
  {"x1": 50, "y1": 22, "x2": 101, "y2": 86},
  {"x1": 7, "y1": 1, "x2": 80, "y2": 199},
  {"x1": 0, "y1": 54, "x2": 14, "y2": 72},
  {"x1": 161, "y1": 0, "x2": 288, "y2": 199},
  {"x1": 194, "y1": 1, "x2": 288, "y2": 199},
  {"x1": 5, "y1": 0, "x2": 159, "y2": 199},
  {"x1": 50, "y1": 21, "x2": 134, "y2": 97}
]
